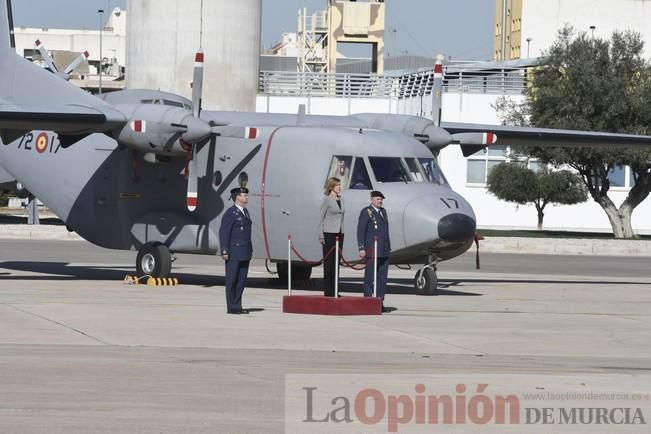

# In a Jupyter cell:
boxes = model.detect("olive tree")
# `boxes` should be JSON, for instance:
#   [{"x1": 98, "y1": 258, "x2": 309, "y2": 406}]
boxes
[
  {"x1": 487, "y1": 163, "x2": 587, "y2": 229},
  {"x1": 494, "y1": 27, "x2": 651, "y2": 238}
]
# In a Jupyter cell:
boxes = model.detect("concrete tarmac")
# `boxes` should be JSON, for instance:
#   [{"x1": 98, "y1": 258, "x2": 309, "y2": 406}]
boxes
[{"x1": 1, "y1": 240, "x2": 651, "y2": 433}]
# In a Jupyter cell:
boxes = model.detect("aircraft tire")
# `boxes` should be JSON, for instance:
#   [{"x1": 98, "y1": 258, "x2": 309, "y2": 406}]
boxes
[
  {"x1": 136, "y1": 242, "x2": 172, "y2": 278},
  {"x1": 414, "y1": 268, "x2": 438, "y2": 295}
]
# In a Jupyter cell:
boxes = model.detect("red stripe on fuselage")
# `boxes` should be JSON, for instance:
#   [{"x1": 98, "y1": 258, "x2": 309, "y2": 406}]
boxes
[{"x1": 260, "y1": 128, "x2": 282, "y2": 259}]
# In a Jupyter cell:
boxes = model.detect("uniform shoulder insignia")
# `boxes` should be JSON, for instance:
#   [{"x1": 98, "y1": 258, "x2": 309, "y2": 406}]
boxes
[{"x1": 366, "y1": 208, "x2": 374, "y2": 218}]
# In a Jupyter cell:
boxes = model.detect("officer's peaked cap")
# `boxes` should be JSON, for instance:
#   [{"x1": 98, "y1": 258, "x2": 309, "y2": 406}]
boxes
[{"x1": 230, "y1": 187, "x2": 249, "y2": 196}]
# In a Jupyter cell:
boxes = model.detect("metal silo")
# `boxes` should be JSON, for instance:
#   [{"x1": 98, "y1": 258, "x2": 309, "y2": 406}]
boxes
[{"x1": 126, "y1": 0, "x2": 261, "y2": 111}]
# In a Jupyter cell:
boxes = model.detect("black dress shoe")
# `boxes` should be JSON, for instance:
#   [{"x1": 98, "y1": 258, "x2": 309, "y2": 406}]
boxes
[
  {"x1": 381, "y1": 305, "x2": 390, "y2": 313},
  {"x1": 227, "y1": 309, "x2": 250, "y2": 315}
]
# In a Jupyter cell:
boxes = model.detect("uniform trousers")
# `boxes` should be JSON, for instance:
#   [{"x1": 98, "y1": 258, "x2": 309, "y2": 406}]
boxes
[
  {"x1": 363, "y1": 256, "x2": 389, "y2": 300},
  {"x1": 225, "y1": 259, "x2": 250, "y2": 312}
]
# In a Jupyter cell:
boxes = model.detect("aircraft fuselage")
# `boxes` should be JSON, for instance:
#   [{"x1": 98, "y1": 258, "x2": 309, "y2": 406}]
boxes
[{"x1": 0, "y1": 126, "x2": 477, "y2": 265}]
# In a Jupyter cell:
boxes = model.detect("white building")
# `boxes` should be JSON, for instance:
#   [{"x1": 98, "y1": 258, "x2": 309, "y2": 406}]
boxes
[
  {"x1": 13, "y1": 7, "x2": 127, "y2": 91},
  {"x1": 257, "y1": 64, "x2": 651, "y2": 235},
  {"x1": 495, "y1": 0, "x2": 651, "y2": 60}
]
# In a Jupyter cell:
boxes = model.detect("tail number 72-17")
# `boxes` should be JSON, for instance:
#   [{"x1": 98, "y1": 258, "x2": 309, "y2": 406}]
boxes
[{"x1": 10, "y1": 132, "x2": 62, "y2": 154}]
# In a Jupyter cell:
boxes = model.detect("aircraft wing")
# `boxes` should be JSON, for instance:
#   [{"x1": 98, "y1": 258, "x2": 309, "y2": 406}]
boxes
[
  {"x1": 442, "y1": 122, "x2": 651, "y2": 148},
  {"x1": 0, "y1": 104, "x2": 127, "y2": 135}
]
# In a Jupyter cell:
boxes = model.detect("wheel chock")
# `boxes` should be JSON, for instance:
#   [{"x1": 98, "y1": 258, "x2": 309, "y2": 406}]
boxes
[
  {"x1": 124, "y1": 275, "x2": 179, "y2": 285},
  {"x1": 123, "y1": 275, "x2": 139, "y2": 284},
  {"x1": 146, "y1": 277, "x2": 179, "y2": 286}
]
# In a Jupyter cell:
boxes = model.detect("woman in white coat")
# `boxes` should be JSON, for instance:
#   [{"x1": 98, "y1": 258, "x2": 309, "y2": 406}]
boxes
[{"x1": 319, "y1": 177, "x2": 345, "y2": 296}]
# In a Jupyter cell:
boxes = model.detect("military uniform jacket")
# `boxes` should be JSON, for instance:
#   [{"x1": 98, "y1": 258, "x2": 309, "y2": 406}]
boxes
[
  {"x1": 219, "y1": 205, "x2": 253, "y2": 261},
  {"x1": 357, "y1": 206, "x2": 391, "y2": 257}
]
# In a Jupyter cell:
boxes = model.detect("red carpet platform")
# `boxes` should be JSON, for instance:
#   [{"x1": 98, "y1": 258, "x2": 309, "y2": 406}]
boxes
[{"x1": 282, "y1": 295, "x2": 382, "y2": 315}]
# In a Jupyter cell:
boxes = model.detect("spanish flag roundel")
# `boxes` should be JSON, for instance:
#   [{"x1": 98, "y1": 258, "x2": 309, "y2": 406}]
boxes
[{"x1": 35, "y1": 133, "x2": 49, "y2": 154}]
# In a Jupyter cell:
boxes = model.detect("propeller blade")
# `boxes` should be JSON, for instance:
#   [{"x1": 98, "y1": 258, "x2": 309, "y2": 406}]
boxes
[
  {"x1": 186, "y1": 146, "x2": 198, "y2": 212},
  {"x1": 34, "y1": 39, "x2": 58, "y2": 73},
  {"x1": 431, "y1": 55, "x2": 444, "y2": 127},
  {"x1": 191, "y1": 51, "x2": 204, "y2": 118},
  {"x1": 63, "y1": 50, "x2": 90, "y2": 76}
]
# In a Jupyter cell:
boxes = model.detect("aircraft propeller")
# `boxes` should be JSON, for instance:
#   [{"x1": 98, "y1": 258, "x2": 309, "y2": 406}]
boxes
[
  {"x1": 183, "y1": 51, "x2": 260, "y2": 211},
  {"x1": 421, "y1": 56, "x2": 499, "y2": 153},
  {"x1": 34, "y1": 39, "x2": 89, "y2": 81},
  {"x1": 184, "y1": 51, "x2": 205, "y2": 212}
]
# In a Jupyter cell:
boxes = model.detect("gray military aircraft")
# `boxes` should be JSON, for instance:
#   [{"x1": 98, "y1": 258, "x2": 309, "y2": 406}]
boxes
[{"x1": 3, "y1": 0, "x2": 651, "y2": 294}]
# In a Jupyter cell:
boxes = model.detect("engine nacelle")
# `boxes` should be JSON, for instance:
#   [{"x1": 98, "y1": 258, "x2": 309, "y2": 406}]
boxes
[{"x1": 112, "y1": 104, "x2": 211, "y2": 156}]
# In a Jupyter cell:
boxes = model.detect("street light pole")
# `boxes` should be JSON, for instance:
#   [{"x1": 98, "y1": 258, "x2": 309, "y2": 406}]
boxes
[
  {"x1": 98, "y1": 9, "x2": 104, "y2": 95},
  {"x1": 590, "y1": 25, "x2": 596, "y2": 40},
  {"x1": 526, "y1": 37, "x2": 532, "y2": 58}
]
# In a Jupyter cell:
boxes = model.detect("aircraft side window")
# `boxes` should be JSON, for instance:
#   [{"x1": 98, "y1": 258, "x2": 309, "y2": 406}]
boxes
[
  {"x1": 238, "y1": 172, "x2": 249, "y2": 188},
  {"x1": 418, "y1": 158, "x2": 448, "y2": 185},
  {"x1": 326, "y1": 155, "x2": 353, "y2": 188},
  {"x1": 213, "y1": 171, "x2": 223, "y2": 188},
  {"x1": 404, "y1": 158, "x2": 425, "y2": 182},
  {"x1": 350, "y1": 157, "x2": 373, "y2": 190},
  {"x1": 368, "y1": 157, "x2": 411, "y2": 183}
]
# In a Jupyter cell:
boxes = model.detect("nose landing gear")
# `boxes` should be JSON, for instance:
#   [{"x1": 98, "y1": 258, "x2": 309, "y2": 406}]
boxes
[{"x1": 414, "y1": 257, "x2": 439, "y2": 295}]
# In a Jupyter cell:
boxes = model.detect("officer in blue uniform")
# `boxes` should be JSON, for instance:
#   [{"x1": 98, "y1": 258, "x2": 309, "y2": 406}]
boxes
[
  {"x1": 357, "y1": 190, "x2": 391, "y2": 311},
  {"x1": 219, "y1": 187, "x2": 253, "y2": 314}
]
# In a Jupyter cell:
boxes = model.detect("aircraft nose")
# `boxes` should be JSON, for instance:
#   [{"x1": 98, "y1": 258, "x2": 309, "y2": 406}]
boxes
[
  {"x1": 403, "y1": 195, "x2": 476, "y2": 248},
  {"x1": 438, "y1": 213, "x2": 476, "y2": 243}
]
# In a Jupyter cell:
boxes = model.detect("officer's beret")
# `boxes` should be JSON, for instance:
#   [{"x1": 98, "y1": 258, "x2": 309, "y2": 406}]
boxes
[
  {"x1": 230, "y1": 187, "x2": 249, "y2": 196},
  {"x1": 370, "y1": 190, "x2": 385, "y2": 199}
]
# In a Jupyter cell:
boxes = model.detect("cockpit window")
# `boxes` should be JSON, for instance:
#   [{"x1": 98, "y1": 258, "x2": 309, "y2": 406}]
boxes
[
  {"x1": 369, "y1": 157, "x2": 411, "y2": 183},
  {"x1": 404, "y1": 158, "x2": 425, "y2": 182},
  {"x1": 141, "y1": 98, "x2": 191, "y2": 110},
  {"x1": 162, "y1": 99, "x2": 185, "y2": 108},
  {"x1": 418, "y1": 158, "x2": 448, "y2": 185},
  {"x1": 326, "y1": 155, "x2": 353, "y2": 188},
  {"x1": 350, "y1": 157, "x2": 373, "y2": 190}
]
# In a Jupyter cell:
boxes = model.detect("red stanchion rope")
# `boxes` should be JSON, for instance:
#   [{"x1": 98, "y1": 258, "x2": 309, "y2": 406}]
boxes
[
  {"x1": 338, "y1": 246, "x2": 375, "y2": 270},
  {"x1": 288, "y1": 235, "x2": 377, "y2": 271},
  {"x1": 290, "y1": 242, "x2": 337, "y2": 267}
]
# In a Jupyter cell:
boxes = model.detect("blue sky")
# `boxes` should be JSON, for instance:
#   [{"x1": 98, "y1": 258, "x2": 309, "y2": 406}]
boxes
[{"x1": 11, "y1": 0, "x2": 495, "y2": 61}]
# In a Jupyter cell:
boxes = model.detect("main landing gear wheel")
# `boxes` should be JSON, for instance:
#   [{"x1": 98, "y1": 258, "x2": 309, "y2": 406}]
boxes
[
  {"x1": 136, "y1": 242, "x2": 172, "y2": 278},
  {"x1": 415, "y1": 268, "x2": 438, "y2": 295}
]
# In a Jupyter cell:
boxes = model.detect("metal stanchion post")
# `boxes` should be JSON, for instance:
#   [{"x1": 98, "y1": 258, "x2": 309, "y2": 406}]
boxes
[
  {"x1": 335, "y1": 236, "x2": 340, "y2": 298},
  {"x1": 287, "y1": 235, "x2": 292, "y2": 296},
  {"x1": 373, "y1": 236, "x2": 378, "y2": 298}
]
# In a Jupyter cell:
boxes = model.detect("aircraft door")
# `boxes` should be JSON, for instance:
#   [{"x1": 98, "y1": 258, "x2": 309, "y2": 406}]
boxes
[{"x1": 262, "y1": 134, "x2": 325, "y2": 261}]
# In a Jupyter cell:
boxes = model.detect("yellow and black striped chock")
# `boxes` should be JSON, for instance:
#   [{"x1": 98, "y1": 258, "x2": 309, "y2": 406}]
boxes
[
  {"x1": 123, "y1": 275, "x2": 140, "y2": 284},
  {"x1": 146, "y1": 277, "x2": 179, "y2": 286}
]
